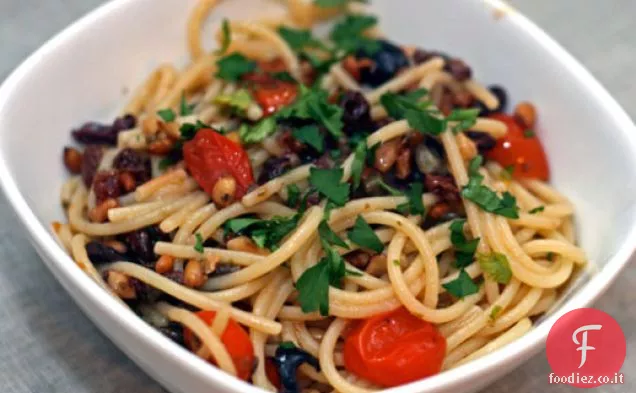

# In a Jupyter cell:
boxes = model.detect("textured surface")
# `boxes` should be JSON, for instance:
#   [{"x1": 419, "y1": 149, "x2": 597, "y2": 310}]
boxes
[{"x1": 0, "y1": 0, "x2": 633, "y2": 392}]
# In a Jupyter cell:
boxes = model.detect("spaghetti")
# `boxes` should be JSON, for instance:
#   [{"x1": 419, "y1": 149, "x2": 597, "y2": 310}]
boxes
[{"x1": 54, "y1": 1, "x2": 587, "y2": 392}]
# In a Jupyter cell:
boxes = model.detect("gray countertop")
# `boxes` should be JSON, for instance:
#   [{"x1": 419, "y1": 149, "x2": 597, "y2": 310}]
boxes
[{"x1": 0, "y1": 1, "x2": 633, "y2": 392}]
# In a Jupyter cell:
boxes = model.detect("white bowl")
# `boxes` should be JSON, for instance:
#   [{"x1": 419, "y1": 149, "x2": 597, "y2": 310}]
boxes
[{"x1": 1, "y1": 0, "x2": 635, "y2": 392}]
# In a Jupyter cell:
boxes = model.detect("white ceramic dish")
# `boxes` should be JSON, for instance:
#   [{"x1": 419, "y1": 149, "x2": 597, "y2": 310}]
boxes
[{"x1": 0, "y1": 0, "x2": 635, "y2": 392}]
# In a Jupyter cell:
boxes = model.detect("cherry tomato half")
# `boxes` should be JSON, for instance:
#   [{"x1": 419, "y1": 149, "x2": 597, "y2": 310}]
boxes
[
  {"x1": 486, "y1": 113, "x2": 550, "y2": 180},
  {"x1": 343, "y1": 307, "x2": 446, "y2": 388},
  {"x1": 183, "y1": 310, "x2": 255, "y2": 381},
  {"x1": 265, "y1": 357, "x2": 282, "y2": 389},
  {"x1": 243, "y1": 66, "x2": 298, "y2": 116},
  {"x1": 183, "y1": 129, "x2": 254, "y2": 198}
]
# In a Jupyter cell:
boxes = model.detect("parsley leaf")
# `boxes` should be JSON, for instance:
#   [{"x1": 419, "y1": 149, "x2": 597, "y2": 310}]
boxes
[
  {"x1": 377, "y1": 179, "x2": 402, "y2": 196},
  {"x1": 157, "y1": 108, "x2": 176, "y2": 122},
  {"x1": 292, "y1": 125, "x2": 324, "y2": 152},
  {"x1": 462, "y1": 156, "x2": 520, "y2": 219},
  {"x1": 330, "y1": 14, "x2": 380, "y2": 54},
  {"x1": 398, "y1": 183, "x2": 425, "y2": 215},
  {"x1": 286, "y1": 184, "x2": 300, "y2": 208},
  {"x1": 442, "y1": 269, "x2": 479, "y2": 298},
  {"x1": 180, "y1": 93, "x2": 195, "y2": 116},
  {"x1": 447, "y1": 108, "x2": 479, "y2": 133},
  {"x1": 500, "y1": 164, "x2": 515, "y2": 181},
  {"x1": 217, "y1": 19, "x2": 231, "y2": 55},
  {"x1": 180, "y1": 120, "x2": 208, "y2": 140},
  {"x1": 278, "y1": 26, "x2": 326, "y2": 53},
  {"x1": 489, "y1": 305, "x2": 503, "y2": 322},
  {"x1": 297, "y1": 261, "x2": 331, "y2": 315},
  {"x1": 450, "y1": 219, "x2": 480, "y2": 268},
  {"x1": 380, "y1": 91, "x2": 446, "y2": 135},
  {"x1": 351, "y1": 141, "x2": 367, "y2": 190},
  {"x1": 279, "y1": 341, "x2": 296, "y2": 350},
  {"x1": 216, "y1": 53, "x2": 257, "y2": 81},
  {"x1": 529, "y1": 205, "x2": 545, "y2": 214},
  {"x1": 270, "y1": 71, "x2": 296, "y2": 82},
  {"x1": 319, "y1": 221, "x2": 349, "y2": 249},
  {"x1": 214, "y1": 88, "x2": 253, "y2": 114},
  {"x1": 309, "y1": 167, "x2": 350, "y2": 206},
  {"x1": 224, "y1": 214, "x2": 300, "y2": 250},
  {"x1": 348, "y1": 216, "x2": 383, "y2": 253},
  {"x1": 546, "y1": 252, "x2": 555, "y2": 261},
  {"x1": 477, "y1": 252, "x2": 512, "y2": 284},
  {"x1": 239, "y1": 117, "x2": 277, "y2": 144},
  {"x1": 194, "y1": 233, "x2": 204, "y2": 253},
  {"x1": 278, "y1": 85, "x2": 344, "y2": 138}
]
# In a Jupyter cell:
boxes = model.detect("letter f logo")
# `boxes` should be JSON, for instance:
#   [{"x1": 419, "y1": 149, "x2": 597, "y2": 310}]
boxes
[{"x1": 572, "y1": 324, "x2": 602, "y2": 368}]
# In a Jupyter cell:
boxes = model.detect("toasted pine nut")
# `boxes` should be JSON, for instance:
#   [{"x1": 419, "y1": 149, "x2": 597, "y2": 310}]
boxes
[
  {"x1": 366, "y1": 254, "x2": 387, "y2": 276},
  {"x1": 155, "y1": 255, "x2": 175, "y2": 274},
  {"x1": 374, "y1": 138, "x2": 400, "y2": 173},
  {"x1": 88, "y1": 198, "x2": 119, "y2": 223},
  {"x1": 104, "y1": 240, "x2": 127, "y2": 254},
  {"x1": 225, "y1": 132, "x2": 241, "y2": 145},
  {"x1": 142, "y1": 116, "x2": 160, "y2": 136},
  {"x1": 107, "y1": 271, "x2": 136, "y2": 299},
  {"x1": 226, "y1": 236, "x2": 270, "y2": 256},
  {"x1": 203, "y1": 254, "x2": 220, "y2": 274},
  {"x1": 184, "y1": 259, "x2": 206, "y2": 288},
  {"x1": 63, "y1": 147, "x2": 83, "y2": 174},
  {"x1": 514, "y1": 101, "x2": 537, "y2": 129},
  {"x1": 212, "y1": 176, "x2": 237, "y2": 207},
  {"x1": 148, "y1": 138, "x2": 174, "y2": 155},
  {"x1": 457, "y1": 132, "x2": 478, "y2": 161}
]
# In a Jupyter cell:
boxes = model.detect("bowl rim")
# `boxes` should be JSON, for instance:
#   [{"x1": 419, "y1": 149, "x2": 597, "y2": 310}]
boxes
[{"x1": 0, "y1": 0, "x2": 635, "y2": 392}]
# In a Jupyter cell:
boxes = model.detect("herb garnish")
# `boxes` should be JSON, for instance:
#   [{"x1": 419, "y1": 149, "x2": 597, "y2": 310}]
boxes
[
  {"x1": 529, "y1": 206, "x2": 545, "y2": 214},
  {"x1": 224, "y1": 214, "x2": 300, "y2": 250},
  {"x1": 489, "y1": 305, "x2": 503, "y2": 322},
  {"x1": 214, "y1": 88, "x2": 253, "y2": 115},
  {"x1": 348, "y1": 216, "x2": 383, "y2": 253},
  {"x1": 292, "y1": 125, "x2": 324, "y2": 152},
  {"x1": 308, "y1": 167, "x2": 350, "y2": 206},
  {"x1": 350, "y1": 141, "x2": 367, "y2": 190},
  {"x1": 286, "y1": 184, "x2": 301, "y2": 208},
  {"x1": 318, "y1": 221, "x2": 349, "y2": 249},
  {"x1": 180, "y1": 93, "x2": 195, "y2": 116},
  {"x1": 278, "y1": 26, "x2": 327, "y2": 54},
  {"x1": 477, "y1": 252, "x2": 512, "y2": 284},
  {"x1": 380, "y1": 91, "x2": 447, "y2": 136},
  {"x1": 449, "y1": 219, "x2": 480, "y2": 268},
  {"x1": 157, "y1": 108, "x2": 176, "y2": 122},
  {"x1": 216, "y1": 53, "x2": 257, "y2": 81},
  {"x1": 217, "y1": 19, "x2": 231, "y2": 55},
  {"x1": 461, "y1": 156, "x2": 520, "y2": 219},
  {"x1": 314, "y1": 0, "x2": 367, "y2": 7},
  {"x1": 238, "y1": 117, "x2": 277, "y2": 144},
  {"x1": 397, "y1": 183, "x2": 425, "y2": 215},
  {"x1": 278, "y1": 85, "x2": 344, "y2": 138},
  {"x1": 501, "y1": 164, "x2": 515, "y2": 181},
  {"x1": 194, "y1": 233, "x2": 205, "y2": 253},
  {"x1": 447, "y1": 108, "x2": 479, "y2": 133},
  {"x1": 330, "y1": 14, "x2": 380, "y2": 54},
  {"x1": 442, "y1": 269, "x2": 479, "y2": 298}
]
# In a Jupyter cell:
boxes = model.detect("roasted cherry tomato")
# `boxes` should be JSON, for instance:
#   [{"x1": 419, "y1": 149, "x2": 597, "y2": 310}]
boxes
[
  {"x1": 486, "y1": 113, "x2": 550, "y2": 180},
  {"x1": 183, "y1": 129, "x2": 254, "y2": 198},
  {"x1": 244, "y1": 71, "x2": 298, "y2": 116},
  {"x1": 183, "y1": 311, "x2": 255, "y2": 381},
  {"x1": 265, "y1": 357, "x2": 282, "y2": 389},
  {"x1": 343, "y1": 307, "x2": 446, "y2": 387}
]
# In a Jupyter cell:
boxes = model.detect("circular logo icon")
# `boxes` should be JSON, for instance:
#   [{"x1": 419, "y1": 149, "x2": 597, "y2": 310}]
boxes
[{"x1": 546, "y1": 308, "x2": 626, "y2": 388}]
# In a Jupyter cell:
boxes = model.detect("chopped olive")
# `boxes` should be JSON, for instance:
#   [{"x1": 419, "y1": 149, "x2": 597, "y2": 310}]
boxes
[
  {"x1": 357, "y1": 40, "x2": 409, "y2": 87},
  {"x1": 85, "y1": 241, "x2": 128, "y2": 264},
  {"x1": 273, "y1": 343, "x2": 320, "y2": 393}
]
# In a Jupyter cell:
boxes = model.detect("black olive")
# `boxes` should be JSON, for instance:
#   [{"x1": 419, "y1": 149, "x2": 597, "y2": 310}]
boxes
[
  {"x1": 159, "y1": 322, "x2": 186, "y2": 347},
  {"x1": 72, "y1": 114, "x2": 136, "y2": 146},
  {"x1": 85, "y1": 241, "x2": 128, "y2": 264},
  {"x1": 357, "y1": 40, "x2": 409, "y2": 87},
  {"x1": 258, "y1": 157, "x2": 293, "y2": 184},
  {"x1": 465, "y1": 131, "x2": 497, "y2": 154},
  {"x1": 113, "y1": 148, "x2": 151, "y2": 184},
  {"x1": 80, "y1": 145, "x2": 103, "y2": 186},
  {"x1": 473, "y1": 85, "x2": 508, "y2": 116},
  {"x1": 125, "y1": 230, "x2": 155, "y2": 262},
  {"x1": 273, "y1": 344, "x2": 320, "y2": 393},
  {"x1": 339, "y1": 91, "x2": 373, "y2": 134}
]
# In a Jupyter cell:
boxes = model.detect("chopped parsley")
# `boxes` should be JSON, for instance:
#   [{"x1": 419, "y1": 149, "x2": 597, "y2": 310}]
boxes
[
  {"x1": 279, "y1": 341, "x2": 296, "y2": 350},
  {"x1": 318, "y1": 221, "x2": 349, "y2": 249},
  {"x1": 224, "y1": 214, "x2": 300, "y2": 250},
  {"x1": 180, "y1": 93, "x2": 195, "y2": 116},
  {"x1": 442, "y1": 269, "x2": 479, "y2": 298},
  {"x1": 447, "y1": 108, "x2": 479, "y2": 133},
  {"x1": 393, "y1": 259, "x2": 401, "y2": 266},
  {"x1": 501, "y1": 165, "x2": 515, "y2": 181},
  {"x1": 292, "y1": 125, "x2": 324, "y2": 152},
  {"x1": 286, "y1": 184, "x2": 301, "y2": 208},
  {"x1": 239, "y1": 117, "x2": 277, "y2": 144},
  {"x1": 348, "y1": 216, "x2": 383, "y2": 253},
  {"x1": 377, "y1": 179, "x2": 402, "y2": 196},
  {"x1": 213, "y1": 88, "x2": 253, "y2": 114},
  {"x1": 217, "y1": 19, "x2": 231, "y2": 55},
  {"x1": 180, "y1": 120, "x2": 208, "y2": 140},
  {"x1": 157, "y1": 108, "x2": 176, "y2": 122},
  {"x1": 278, "y1": 85, "x2": 344, "y2": 138},
  {"x1": 350, "y1": 141, "x2": 367, "y2": 189},
  {"x1": 216, "y1": 53, "x2": 257, "y2": 81},
  {"x1": 278, "y1": 26, "x2": 326, "y2": 54},
  {"x1": 194, "y1": 233, "x2": 204, "y2": 253},
  {"x1": 489, "y1": 305, "x2": 503, "y2": 322},
  {"x1": 397, "y1": 183, "x2": 425, "y2": 215},
  {"x1": 330, "y1": 14, "x2": 380, "y2": 54},
  {"x1": 523, "y1": 129, "x2": 536, "y2": 138},
  {"x1": 477, "y1": 252, "x2": 512, "y2": 284},
  {"x1": 529, "y1": 205, "x2": 545, "y2": 214},
  {"x1": 450, "y1": 219, "x2": 480, "y2": 268},
  {"x1": 308, "y1": 167, "x2": 350, "y2": 206},
  {"x1": 380, "y1": 91, "x2": 446, "y2": 136},
  {"x1": 546, "y1": 252, "x2": 555, "y2": 262},
  {"x1": 270, "y1": 71, "x2": 296, "y2": 82},
  {"x1": 462, "y1": 156, "x2": 520, "y2": 219}
]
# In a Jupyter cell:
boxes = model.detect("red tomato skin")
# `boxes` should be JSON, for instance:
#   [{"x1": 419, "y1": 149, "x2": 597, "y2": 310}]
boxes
[
  {"x1": 343, "y1": 308, "x2": 446, "y2": 387},
  {"x1": 486, "y1": 113, "x2": 550, "y2": 181},
  {"x1": 183, "y1": 311, "x2": 255, "y2": 381},
  {"x1": 265, "y1": 357, "x2": 282, "y2": 389},
  {"x1": 183, "y1": 129, "x2": 254, "y2": 198},
  {"x1": 243, "y1": 72, "x2": 298, "y2": 116}
]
